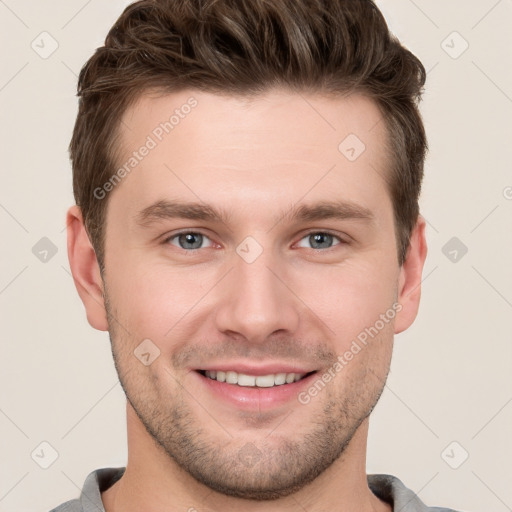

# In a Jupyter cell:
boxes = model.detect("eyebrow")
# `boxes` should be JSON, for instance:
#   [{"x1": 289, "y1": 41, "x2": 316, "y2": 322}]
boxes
[{"x1": 134, "y1": 199, "x2": 375, "y2": 228}]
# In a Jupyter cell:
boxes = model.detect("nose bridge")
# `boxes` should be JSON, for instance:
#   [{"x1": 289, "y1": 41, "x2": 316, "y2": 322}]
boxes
[{"x1": 214, "y1": 243, "x2": 300, "y2": 342}]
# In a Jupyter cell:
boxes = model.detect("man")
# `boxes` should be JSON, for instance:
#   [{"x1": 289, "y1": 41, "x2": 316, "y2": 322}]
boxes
[{"x1": 51, "y1": 0, "x2": 460, "y2": 510}]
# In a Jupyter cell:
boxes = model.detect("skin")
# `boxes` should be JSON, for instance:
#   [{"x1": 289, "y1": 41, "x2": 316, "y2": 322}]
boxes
[{"x1": 67, "y1": 89, "x2": 427, "y2": 512}]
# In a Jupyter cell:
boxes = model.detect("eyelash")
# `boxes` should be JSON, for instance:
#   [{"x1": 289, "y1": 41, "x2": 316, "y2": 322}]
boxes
[{"x1": 162, "y1": 230, "x2": 348, "y2": 251}]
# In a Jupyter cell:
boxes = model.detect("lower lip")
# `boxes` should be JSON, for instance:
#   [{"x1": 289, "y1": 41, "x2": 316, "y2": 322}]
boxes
[{"x1": 194, "y1": 371, "x2": 317, "y2": 410}]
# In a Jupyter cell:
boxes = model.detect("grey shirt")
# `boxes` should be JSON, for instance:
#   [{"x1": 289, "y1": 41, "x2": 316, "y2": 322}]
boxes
[{"x1": 49, "y1": 467, "x2": 461, "y2": 512}]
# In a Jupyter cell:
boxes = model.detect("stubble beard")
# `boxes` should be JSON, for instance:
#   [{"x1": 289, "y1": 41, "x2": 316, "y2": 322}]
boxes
[{"x1": 104, "y1": 291, "x2": 391, "y2": 500}]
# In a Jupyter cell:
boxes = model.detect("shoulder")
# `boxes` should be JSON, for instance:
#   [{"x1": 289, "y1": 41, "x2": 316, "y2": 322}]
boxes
[
  {"x1": 368, "y1": 474, "x2": 463, "y2": 512},
  {"x1": 48, "y1": 467, "x2": 125, "y2": 512},
  {"x1": 48, "y1": 500, "x2": 81, "y2": 512}
]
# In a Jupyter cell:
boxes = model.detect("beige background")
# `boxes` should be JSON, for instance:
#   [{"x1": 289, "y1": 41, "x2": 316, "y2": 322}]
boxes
[{"x1": 1, "y1": 1, "x2": 511, "y2": 511}]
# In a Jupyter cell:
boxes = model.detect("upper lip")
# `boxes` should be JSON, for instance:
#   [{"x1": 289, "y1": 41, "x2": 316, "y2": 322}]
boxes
[{"x1": 194, "y1": 362, "x2": 318, "y2": 376}]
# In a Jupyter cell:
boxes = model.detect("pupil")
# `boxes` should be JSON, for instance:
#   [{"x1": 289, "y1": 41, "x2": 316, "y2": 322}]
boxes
[
  {"x1": 311, "y1": 233, "x2": 332, "y2": 249},
  {"x1": 180, "y1": 233, "x2": 202, "y2": 249}
]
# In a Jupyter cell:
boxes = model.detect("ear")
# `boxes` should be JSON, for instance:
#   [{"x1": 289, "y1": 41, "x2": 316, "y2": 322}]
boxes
[
  {"x1": 394, "y1": 215, "x2": 428, "y2": 335},
  {"x1": 66, "y1": 205, "x2": 108, "y2": 331}
]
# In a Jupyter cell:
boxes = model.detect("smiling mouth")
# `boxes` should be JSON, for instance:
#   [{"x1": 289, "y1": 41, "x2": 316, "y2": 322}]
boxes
[{"x1": 197, "y1": 370, "x2": 316, "y2": 388}]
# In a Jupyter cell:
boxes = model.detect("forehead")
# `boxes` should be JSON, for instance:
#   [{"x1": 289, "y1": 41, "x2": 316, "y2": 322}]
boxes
[
  {"x1": 119, "y1": 88, "x2": 387, "y2": 154},
  {"x1": 111, "y1": 88, "x2": 391, "y2": 222}
]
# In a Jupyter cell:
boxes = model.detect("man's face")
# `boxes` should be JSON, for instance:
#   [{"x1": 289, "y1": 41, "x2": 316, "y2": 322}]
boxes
[{"x1": 101, "y1": 89, "x2": 404, "y2": 498}]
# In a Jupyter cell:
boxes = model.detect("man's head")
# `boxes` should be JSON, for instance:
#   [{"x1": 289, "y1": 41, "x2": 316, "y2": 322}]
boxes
[
  {"x1": 70, "y1": 0, "x2": 427, "y2": 272},
  {"x1": 67, "y1": 0, "x2": 428, "y2": 502}
]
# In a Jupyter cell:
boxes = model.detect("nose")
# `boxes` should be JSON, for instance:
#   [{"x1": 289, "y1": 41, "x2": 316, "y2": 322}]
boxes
[{"x1": 213, "y1": 249, "x2": 301, "y2": 344}]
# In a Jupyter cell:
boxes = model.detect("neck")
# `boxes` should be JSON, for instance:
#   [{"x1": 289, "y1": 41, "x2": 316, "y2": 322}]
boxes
[{"x1": 102, "y1": 402, "x2": 391, "y2": 512}]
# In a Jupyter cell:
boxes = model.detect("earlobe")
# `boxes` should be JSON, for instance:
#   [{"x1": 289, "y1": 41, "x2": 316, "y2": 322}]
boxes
[
  {"x1": 394, "y1": 215, "x2": 428, "y2": 335},
  {"x1": 66, "y1": 205, "x2": 109, "y2": 331}
]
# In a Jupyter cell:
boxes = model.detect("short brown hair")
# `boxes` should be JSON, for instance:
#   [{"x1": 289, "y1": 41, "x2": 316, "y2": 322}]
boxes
[{"x1": 70, "y1": 0, "x2": 427, "y2": 270}]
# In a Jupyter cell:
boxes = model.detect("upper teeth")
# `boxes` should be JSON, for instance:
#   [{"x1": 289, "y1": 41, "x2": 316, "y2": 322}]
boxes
[{"x1": 204, "y1": 370, "x2": 305, "y2": 387}]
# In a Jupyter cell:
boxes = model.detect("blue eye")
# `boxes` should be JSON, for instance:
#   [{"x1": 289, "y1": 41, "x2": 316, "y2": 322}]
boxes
[
  {"x1": 296, "y1": 232, "x2": 342, "y2": 250},
  {"x1": 164, "y1": 230, "x2": 344, "y2": 252},
  {"x1": 166, "y1": 232, "x2": 213, "y2": 250}
]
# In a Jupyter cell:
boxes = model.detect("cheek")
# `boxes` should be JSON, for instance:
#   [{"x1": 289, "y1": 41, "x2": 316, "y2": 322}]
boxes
[
  {"x1": 106, "y1": 260, "x2": 213, "y2": 342},
  {"x1": 296, "y1": 259, "x2": 397, "y2": 343},
  {"x1": 107, "y1": 243, "x2": 398, "y2": 349}
]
